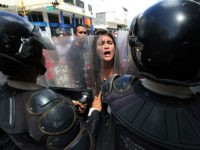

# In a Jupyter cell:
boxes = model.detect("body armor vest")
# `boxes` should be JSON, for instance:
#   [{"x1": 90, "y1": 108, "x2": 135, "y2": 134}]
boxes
[
  {"x1": 0, "y1": 84, "x2": 94, "y2": 150},
  {"x1": 102, "y1": 75, "x2": 200, "y2": 150}
]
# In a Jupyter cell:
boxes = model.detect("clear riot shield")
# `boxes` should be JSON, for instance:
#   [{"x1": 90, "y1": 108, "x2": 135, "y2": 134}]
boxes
[
  {"x1": 114, "y1": 30, "x2": 139, "y2": 76},
  {"x1": 37, "y1": 35, "x2": 103, "y2": 116},
  {"x1": 41, "y1": 36, "x2": 88, "y2": 89},
  {"x1": 89, "y1": 35, "x2": 104, "y2": 96}
]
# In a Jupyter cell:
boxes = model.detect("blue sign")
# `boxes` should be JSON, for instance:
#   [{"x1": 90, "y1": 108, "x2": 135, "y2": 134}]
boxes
[
  {"x1": 31, "y1": 22, "x2": 48, "y2": 27},
  {"x1": 49, "y1": 22, "x2": 60, "y2": 27}
]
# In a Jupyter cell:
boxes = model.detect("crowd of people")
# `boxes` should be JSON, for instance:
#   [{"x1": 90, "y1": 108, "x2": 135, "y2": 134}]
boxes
[{"x1": 1, "y1": 0, "x2": 200, "y2": 150}]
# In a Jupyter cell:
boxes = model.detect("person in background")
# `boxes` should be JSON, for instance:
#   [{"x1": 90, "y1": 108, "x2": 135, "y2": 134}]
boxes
[
  {"x1": 67, "y1": 24, "x2": 88, "y2": 88},
  {"x1": 102, "y1": 0, "x2": 200, "y2": 149},
  {"x1": 74, "y1": 24, "x2": 87, "y2": 37},
  {"x1": 0, "y1": 11, "x2": 101, "y2": 150}
]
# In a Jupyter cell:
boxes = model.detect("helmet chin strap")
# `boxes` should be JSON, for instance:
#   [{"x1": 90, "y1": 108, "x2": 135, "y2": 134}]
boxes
[{"x1": 15, "y1": 37, "x2": 33, "y2": 59}]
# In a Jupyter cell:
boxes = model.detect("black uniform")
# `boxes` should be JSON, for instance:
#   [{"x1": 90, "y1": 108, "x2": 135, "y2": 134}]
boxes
[
  {"x1": 0, "y1": 83, "x2": 99, "y2": 150},
  {"x1": 0, "y1": 10, "x2": 100, "y2": 150},
  {"x1": 102, "y1": 75, "x2": 200, "y2": 150}
]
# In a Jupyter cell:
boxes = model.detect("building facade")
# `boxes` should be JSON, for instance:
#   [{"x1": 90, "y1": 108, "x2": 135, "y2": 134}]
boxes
[
  {"x1": 92, "y1": 0, "x2": 128, "y2": 32},
  {"x1": 0, "y1": 0, "x2": 95, "y2": 36},
  {"x1": 0, "y1": 0, "x2": 129, "y2": 35}
]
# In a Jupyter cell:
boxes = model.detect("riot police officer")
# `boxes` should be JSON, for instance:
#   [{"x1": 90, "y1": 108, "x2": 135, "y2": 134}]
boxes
[
  {"x1": 0, "y1": 11, "x2": 101, "y2": 150},
  {"x1": 102, "y1": 0, "x2": 200, "y2": 149}
]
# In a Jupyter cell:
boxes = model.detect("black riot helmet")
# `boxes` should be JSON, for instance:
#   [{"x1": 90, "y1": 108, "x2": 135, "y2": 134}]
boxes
[
  {"x1": 0, "y1": 11, "x2": 55, "y2": 76},
  {"x1": 129, "y1": 0, "x2": 200, "y2": 85}
]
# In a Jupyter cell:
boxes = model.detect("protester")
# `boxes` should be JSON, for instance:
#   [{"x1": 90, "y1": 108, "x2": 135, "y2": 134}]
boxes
[
  {"x1": 102, "y1": 0, "x2": 200, "y2": 149},
  {"x1": 91, "y1": 30, "x2": 116, "y2": 86},
  {"x1": 90, "y1": 30, "x2": 116, "y2": 150},
  {"x1": 74, "y1": 24, "x2": 87, "y2": 37},
  {"x1": 0, "y1": 11, "x2": 101, "y2": 150}
]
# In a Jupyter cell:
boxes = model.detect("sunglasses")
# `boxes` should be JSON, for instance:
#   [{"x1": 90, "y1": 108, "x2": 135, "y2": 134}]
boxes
[{"x1": 79, "y1": 31, "x2": 87, "y2": 34}]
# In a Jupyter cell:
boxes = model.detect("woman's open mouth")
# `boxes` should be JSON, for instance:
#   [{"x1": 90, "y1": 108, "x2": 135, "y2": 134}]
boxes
[{"x1": 104, "y1": 51, "x2": 111, "y2": 57}]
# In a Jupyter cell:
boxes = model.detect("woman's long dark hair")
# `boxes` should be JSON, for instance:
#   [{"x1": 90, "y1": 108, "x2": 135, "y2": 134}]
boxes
[{"x1": 91, "y1": 30, "x2": 116, "y2": 94}]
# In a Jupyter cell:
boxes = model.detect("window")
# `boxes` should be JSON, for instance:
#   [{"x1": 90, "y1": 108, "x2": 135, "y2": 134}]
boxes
[
  {"x1": 75, "y1": 18, "x2": 79, "y2": 25},
  {"x1": 64, "y1": 16, "x2": 71, "y2": 24},
  {"x1": 76, "y1": 0, "x2": 84, "y2": 8},
  {"x1": 26, "y1": 12, "x2": 46, "y2": 31},
  {"x1": 88, "y1": 4, "x2": 92, "y2": 12},
  {"x1": 27, "y1": 12, "x2": 44, "y2": 22},
  {"x1": 48, "y1": 14, "x2": 59, "y2": 23},
  {"x1": 64, "y1": 0, "x2": 74, "y2": 5},
  {"x1": 50, "y1": 27, "x2": 59, "y2": 37}
]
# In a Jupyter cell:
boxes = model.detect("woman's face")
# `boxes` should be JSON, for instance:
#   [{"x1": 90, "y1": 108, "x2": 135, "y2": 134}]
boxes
[{"x1": 96, "y1": 35, "x2": 115, "y2": 62}]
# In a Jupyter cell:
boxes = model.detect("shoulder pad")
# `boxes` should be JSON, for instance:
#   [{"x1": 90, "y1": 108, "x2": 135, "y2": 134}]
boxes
[
  {"x1": 39, "y1": 101, "x2": 76, "y2": 135},
  {"x1": 27, "y1": 88, "x2": 66, "y2": 114},
  {"x1": 47, "y1": 121, "x2": 81, "y2": 149},
  {"x1": 113, "y1": 75, "x2": 136, "y2": 93},
  {"x1": 102, "y1": 74, "x2": 120, "y2": 96}
]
